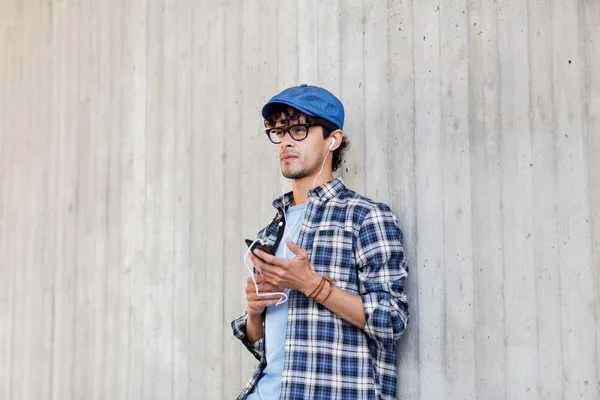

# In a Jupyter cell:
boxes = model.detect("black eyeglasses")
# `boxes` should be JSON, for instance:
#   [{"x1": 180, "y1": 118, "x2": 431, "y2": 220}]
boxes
[{"x1": 265, "y1": 123, "x2": 319, "y2": 144}]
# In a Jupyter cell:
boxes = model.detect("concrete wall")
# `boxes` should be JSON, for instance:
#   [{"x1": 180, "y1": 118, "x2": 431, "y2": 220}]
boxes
[{"x1": 1, "y1": 0, "x2": 599, "y2": 399}]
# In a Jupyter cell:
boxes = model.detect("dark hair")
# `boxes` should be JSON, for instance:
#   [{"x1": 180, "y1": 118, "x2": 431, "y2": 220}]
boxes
[{"x1": 264, "y1": 106, "x2": 350, "y2": 172}]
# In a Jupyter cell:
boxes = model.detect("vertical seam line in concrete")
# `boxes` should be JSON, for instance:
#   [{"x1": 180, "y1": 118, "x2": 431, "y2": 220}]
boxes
[
  {"x1": 465, "y1": 0, "x2": 478, "y2": 395},
  {"x1": 48, "y1": 0, "x2": 58, "y2": 397},
  {"x1": 221, "y1": 6, "x2": 228, "y2": 397},
  {"x1": 437, "y1": 0, "x2": 448, "y2": 382},
  {"x1": 409, "y1": 0, "x2": 420, "y2": 395},
  {"x1": 361, "y1": 0, "x2": 366, "y2": 193},
  {"x1": 187, "y1": 2, "x2": 195, "y2": 398},
  {"x1": 579, "y1": 0, "x2": 600, "y2": 388},
  {"x1": 547, "y1": 0, "x2": 566, "y2": 396},
  {"x1": 386, "y1": 0, "x2": 393, "y2": 205},
  {"x1": 493, "y1": 1, "x2": 508, "y2": 397},
  {"x1": 171, "y1": 5, "x2": 178, "y2": 398},
  {"x1": 524, "y1": 0, "x2": 541, "y2": 395},
  {"x1": 525, "y1": 1, "x2": 543, "y2": 398}
]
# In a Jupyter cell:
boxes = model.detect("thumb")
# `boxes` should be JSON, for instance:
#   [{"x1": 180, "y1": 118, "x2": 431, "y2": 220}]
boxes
[{"x1": 285, "y1": 238, "x2": 305, "y2": 256}]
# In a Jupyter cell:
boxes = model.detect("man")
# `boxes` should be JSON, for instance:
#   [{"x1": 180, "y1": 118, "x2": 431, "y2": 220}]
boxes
[{"x1": 232, "y1": 84, "x2": 409, "y2": 400}]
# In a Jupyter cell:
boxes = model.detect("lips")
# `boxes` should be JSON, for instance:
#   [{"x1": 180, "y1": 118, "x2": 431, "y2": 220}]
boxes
[{"x1": 280, "y1": 153, "x2": 298, "y2": 161}]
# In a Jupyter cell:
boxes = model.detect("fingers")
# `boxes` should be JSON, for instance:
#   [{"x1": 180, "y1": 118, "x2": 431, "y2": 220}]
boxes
[
  {"x1": 247, "y1": 274, "x2": 264, "y2": 285},
  {"x1": 252, "y1": 248, "x2": 276, "y2": 264},
  {"x1": 249, "y1": 253, "x2": 263, "y2": 273},
  {"x1": 250, "y1": 256, "x2": 274, "y2": 280},
  {"x1": 251, "y1": 253, "x2": 288, "y2": 276},
  {"x1": 247, "y1": 292, "x2": 283, "y2": 301},
  {"x1": 247, "y1": 254, "x2": 290, "y2": 288},
  {"x1": 249, "y1": 255, "x2": 288, "y2": 288},
  {"x1": 252, "y1": 249, "x2": 290, "y2": 268},
  {"x1": 247, "y1": 298, "x2": 281, "y2": 311},
  {"x1": 247, "y1": 291, "x2": 284, "y2": 307},
  {"x1": 245, "y1": 280, "x2": 281, "y2": 294},
  {"x1": 255, "y1": 270, "x2": 280, "y2": 287},
  {"x1": 246, "y1": 273, "x2": 280, "y2": 288}
]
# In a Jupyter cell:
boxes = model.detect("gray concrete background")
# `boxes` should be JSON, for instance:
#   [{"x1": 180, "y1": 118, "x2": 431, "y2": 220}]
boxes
[{"x1": 1, "y1": 0, "x2": 599, "y2": 399}]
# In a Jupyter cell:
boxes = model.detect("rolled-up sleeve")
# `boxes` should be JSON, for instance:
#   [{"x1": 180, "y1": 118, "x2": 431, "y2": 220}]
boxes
[
  {"x1": 231, "y1": 312, "x2": 264, "y2": 361},
  {"x1": 355, "y1": 205, "x2": 409, "y2": 349}
]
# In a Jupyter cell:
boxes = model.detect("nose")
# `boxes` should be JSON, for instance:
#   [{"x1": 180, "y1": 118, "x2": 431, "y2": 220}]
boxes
[{"x1": 279, "y1": 132, "x2": 295, "y2": 149}]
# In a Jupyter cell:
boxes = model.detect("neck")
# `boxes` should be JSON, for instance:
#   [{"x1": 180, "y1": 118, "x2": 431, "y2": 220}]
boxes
[{"x1": 290, "y1": 170, "x2": 334, "y2": 206}]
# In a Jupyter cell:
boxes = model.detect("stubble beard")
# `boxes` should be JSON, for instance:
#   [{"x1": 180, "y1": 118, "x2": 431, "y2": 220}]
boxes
[{"x1": 281, "y1": 152, "x2": 323, "y2": 180}]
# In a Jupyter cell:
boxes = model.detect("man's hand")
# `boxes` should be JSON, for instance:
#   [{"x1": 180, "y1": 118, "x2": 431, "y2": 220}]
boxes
[
  {"x1": 251, "y1": 238, "x2": 367, "y2": 330},
  {"x1": 245, "y1": 274, "x2": 285, "y2": 317},
  {"x1": 250, "y1": 238, "x2": 321, "y2": 296}
]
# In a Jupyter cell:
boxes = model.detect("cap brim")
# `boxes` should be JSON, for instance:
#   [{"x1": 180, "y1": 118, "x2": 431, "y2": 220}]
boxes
[{"x1": 261, "y1": 100, "x2": 317, "y2": 120}]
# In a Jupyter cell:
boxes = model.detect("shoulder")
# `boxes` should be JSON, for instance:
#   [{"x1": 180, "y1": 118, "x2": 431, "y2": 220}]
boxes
[{"x1": 331, "y1": 188, "x2": 400, "y2": 234}]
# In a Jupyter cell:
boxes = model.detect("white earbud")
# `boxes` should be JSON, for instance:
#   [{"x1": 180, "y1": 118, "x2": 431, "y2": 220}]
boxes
[{"x1": 313, "y1": 138, "x2": 336, "y2": 189}]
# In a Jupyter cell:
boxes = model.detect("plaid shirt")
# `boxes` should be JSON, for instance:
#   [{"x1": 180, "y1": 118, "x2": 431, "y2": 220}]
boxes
[{"x1": 232, "y1": 178, "x2": 409, "y2": 400}]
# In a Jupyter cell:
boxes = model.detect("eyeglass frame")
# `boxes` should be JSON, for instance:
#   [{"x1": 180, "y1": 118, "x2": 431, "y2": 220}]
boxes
[{"x1": 264, "y1": 123, "x2": 320, "y2": 144}]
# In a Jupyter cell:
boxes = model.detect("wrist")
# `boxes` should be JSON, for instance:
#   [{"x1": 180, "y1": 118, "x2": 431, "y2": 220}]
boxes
[
  {"x1": 302, "y1": 271, "x2": 323, "y2": 296},
  {"x1": 245, "y1": 312, "x2": 264, "y2": 344},
  {"x1": 315, "y1": 277, "x2": 334, "y2": 304},
  {"x1": 246, "y1": 308, "x2": 264, "y2": 321}
]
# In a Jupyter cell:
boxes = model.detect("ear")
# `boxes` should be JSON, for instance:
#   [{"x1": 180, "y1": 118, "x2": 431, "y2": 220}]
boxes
[{"x1": 329, "y1": 129, "x2": 343, "y2": 151}]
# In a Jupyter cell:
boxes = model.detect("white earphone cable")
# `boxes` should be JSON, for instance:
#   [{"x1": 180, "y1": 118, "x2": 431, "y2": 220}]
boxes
[
  {"x1": 312, "y1": 144, "x2": 333, "y2": 189},
  {"x1": 244, "y1": 139, "x2": 333, "y2": 307},
  {"x1": 243, "y1": 238, "x2": 289, "y2": 306}
]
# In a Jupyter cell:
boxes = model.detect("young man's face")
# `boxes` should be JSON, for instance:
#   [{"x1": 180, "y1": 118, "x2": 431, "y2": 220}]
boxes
[{"x1": 272, "y1": 112, "x2": 329, "y2": 180}]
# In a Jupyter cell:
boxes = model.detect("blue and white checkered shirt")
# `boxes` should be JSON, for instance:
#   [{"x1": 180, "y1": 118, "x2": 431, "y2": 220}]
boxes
[{"x1": 232, "y1": 178, "x2": 409, "y2": 400}]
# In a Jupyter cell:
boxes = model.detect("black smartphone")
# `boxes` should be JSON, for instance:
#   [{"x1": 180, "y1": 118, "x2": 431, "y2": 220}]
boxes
[{"x1": 245, "y1": 239, "x2": 274, "y2": 258}]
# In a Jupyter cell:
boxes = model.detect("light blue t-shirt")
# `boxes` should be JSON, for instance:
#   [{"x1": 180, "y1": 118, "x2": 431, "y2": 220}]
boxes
[{"x1": 247, "y1": 202, "x2": 306, "y2": 400}]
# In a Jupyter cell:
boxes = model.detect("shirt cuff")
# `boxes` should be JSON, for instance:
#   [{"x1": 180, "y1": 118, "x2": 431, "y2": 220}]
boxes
[{"x1": 231, "y1": 312, "x2": 264, "y2": 361}]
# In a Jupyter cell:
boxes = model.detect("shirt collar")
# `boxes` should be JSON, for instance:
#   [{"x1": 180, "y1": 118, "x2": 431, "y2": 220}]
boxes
[{"x1": 272, "y1": 178, "x2": 346, "y2": 211}]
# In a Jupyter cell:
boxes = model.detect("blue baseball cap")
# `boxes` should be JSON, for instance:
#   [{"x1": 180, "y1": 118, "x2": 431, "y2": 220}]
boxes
[{"x1": 261, "y1": 84, "x2": 345, "y2": 129}]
